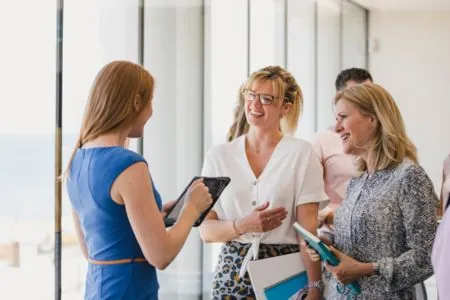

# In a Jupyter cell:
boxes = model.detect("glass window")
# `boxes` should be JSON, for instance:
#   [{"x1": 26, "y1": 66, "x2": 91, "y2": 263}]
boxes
[
  {"x1": 249, "y1": 0, "x2": 286, "y2": 72},
  {"x1": 63, "y1": 0, "x2": 139, "y2": 297},
  {"x1": 287, "y1": 0, "x2": 316, "y2": 140},
  {"x1": 0, "y1": 1, "x2": 56, "y2": 298},
  {"x1": 142, "y1": 0, "x2": 204, "y2": 298},
  {"x1": 316, "y1": 0, "x2": 341, "y2": 131},
  {"x1": 342, "y1": 1, "x2": 367, "y2": 69},
  {"x1": 202, "y1": 0, "x2": 249, "y2": 297}
]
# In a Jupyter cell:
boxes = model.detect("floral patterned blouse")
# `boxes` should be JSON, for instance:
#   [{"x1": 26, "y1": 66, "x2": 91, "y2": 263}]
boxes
[{"x1": 329, "y1": 159, "x2": 438, "y2": 299}]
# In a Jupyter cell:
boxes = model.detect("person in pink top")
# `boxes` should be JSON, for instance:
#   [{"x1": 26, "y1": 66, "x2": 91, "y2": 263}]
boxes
[
  {"x1": 432, "y1": 154, "x2": 450, "y2": 298},
  {"x1": 440, "y1": 154, "x2": 450, "y2": 213},
  {"x1": 312, "y1": 68, "x2": 373, "y2": 231}
]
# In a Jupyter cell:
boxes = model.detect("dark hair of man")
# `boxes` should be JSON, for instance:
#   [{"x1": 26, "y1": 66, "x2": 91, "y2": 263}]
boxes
[{"x1": 335, "y1": 67, "x2": 373, "y2": 91}]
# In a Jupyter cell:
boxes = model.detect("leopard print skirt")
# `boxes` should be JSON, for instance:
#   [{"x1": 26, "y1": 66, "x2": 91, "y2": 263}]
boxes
[{"x1": 211, "y1": 241, "x2": 300, "y2": 300}]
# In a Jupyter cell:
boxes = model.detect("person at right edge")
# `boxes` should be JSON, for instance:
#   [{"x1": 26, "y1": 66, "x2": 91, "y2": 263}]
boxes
[{"x1": 305, "y1": 83, "x2": 437, "y2": 299}]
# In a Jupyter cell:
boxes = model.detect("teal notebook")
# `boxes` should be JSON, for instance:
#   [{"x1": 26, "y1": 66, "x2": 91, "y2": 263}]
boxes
[
  {"x1": 293, "y1": 222, "x2": 362, "y2": 295},
  {"x1": 264, "y1": 272, "x2": 308, "y2": 300}
]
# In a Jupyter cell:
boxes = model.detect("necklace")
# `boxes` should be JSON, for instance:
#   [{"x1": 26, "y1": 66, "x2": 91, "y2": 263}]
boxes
[
  {"x1": 246, "y1": 134, "x2": 283, "y2": 155},
  {"x1": 250, "y1": 146, "x2": 275, "y2": 155}
]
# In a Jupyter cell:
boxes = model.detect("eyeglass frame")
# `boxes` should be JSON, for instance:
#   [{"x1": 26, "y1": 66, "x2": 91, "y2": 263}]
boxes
[{"x1": 242, "y1": 88, "x2": 290, "y2": 105}]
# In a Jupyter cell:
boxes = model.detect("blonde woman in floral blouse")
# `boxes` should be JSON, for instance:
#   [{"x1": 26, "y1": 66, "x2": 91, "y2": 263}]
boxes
[{"x1": 306, "y1": 83, "x2": 437, "y2": 299}]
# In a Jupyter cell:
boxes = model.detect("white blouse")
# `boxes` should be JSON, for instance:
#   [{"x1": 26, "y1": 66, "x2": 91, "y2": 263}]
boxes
[{"x1": 202, "y1": 135, "x2": 328, "y2": 275}]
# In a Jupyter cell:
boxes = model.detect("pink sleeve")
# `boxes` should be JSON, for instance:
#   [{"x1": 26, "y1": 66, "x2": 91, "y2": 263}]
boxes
[{"x1": 311, "y1": 132, "x2": 325, "y2": 163}]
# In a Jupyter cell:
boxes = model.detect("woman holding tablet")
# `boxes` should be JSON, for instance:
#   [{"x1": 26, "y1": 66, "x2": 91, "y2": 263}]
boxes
[
  {"x1": 199, "y1": 66, "x2": 328, "y2": 299},
  {"x1": 65, "y1": 61, "x2": 212, "y2": 300}
]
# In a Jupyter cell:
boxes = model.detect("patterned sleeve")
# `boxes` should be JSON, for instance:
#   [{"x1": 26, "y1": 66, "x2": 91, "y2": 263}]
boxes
[{"x1": 377, "y1": 165, "x2": 438, "y2": 292}]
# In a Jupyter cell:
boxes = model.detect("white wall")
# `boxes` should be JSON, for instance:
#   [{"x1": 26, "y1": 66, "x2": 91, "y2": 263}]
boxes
[{"x1": 369, "y1": 10, "x2": 450, "y2": 191}]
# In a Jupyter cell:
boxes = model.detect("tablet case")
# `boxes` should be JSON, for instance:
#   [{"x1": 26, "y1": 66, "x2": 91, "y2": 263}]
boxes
[{"x1": 163, "y1": 176, "x2": 230, "y2": 227}]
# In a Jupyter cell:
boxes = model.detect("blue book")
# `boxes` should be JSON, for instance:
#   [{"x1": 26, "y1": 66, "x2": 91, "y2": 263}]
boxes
[
  {"x1": 293, "y1": 222, "x2": 362, "y2": 296},
  {"x1": 264, "y1": 271, "x2": 308, "y2": 300}
]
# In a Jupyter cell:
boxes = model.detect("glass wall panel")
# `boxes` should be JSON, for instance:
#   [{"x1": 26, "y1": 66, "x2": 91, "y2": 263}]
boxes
[
  {"x1": 0, "y1": 1, "x2": 56, "y2": 299},
  {"x1": 249, "y1": 0, "x2": 286, "y2": 72},
  {"x1": 202, "y1": 0, "x2": 249, "y2": 297},
  {"x1": 316, "y1": 0, "x2": 341, "y2": 131},
  {"x1": 143, "y1": 0, "x2": 204, "y2": 298},
  {"x1": 342, "y1": 1, "x2": 367, "y2": 69},
  {"x1": 287, "y1": 0, "x2": 316, "y2": 140},
  {"x1": 63, "y1": 0, "x2": 139, "y2": 298}
]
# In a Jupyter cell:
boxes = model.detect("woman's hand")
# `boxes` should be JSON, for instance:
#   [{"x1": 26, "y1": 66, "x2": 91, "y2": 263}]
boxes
[
  {"x1": 184, "y1": 178, "x2": 213, "y2": 217},
  {"x1": 300, "y1": 235, "x2": 333, "y2": 262},
  {"x1": 301, "y1": 240, "x2": 321, "y2": 262},
  {"x1": 160, "y1": 200, "x2": 177, "y2": 218},
  {"x1": 235, "y1": 202, "x2": 287, "y2": 233},
  {"x1": 318, "y1": 207, "x2": 334, "y2": 228},
  {"x1": 325, "y1": 246, "x2": 373, "y2": 285}
]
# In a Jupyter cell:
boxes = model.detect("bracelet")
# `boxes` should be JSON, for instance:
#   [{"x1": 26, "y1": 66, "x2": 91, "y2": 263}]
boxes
[
  {"x1": 307, "y1": 280, "x2": 325, "y2": 290},
  {"x1": 232, "y1": 219, "x2": 242, "y2": 236}
]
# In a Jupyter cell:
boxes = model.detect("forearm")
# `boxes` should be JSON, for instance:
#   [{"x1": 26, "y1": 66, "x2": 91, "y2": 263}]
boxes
[
  {"x1": 297, "y1": 203, "x2": 322, "y2": 281},
  {"x1": 157, "y1": 208, "x2": 198, "y2": 269},
  {"x1": 199, "y1": 219, "x2": 240, "y2": 243}
]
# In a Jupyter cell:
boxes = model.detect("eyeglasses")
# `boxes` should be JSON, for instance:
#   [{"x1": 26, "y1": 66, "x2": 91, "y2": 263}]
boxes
[{"x1": 242, "y1": 89, "x2": 277, "y2": 105}]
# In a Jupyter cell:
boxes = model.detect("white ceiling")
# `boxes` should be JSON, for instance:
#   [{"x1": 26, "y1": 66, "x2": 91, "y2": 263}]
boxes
[{"x1": 352, "y1": 0, "x2": 450, "y2": 11}]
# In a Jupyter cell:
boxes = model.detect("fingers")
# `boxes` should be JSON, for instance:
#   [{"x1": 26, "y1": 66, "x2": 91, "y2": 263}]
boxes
[
  {"x1": 258, "y1": 209, "x2": 288, "y2": 231},
  {"x1": 263, "y1": 217, "x2": 284, "y2": 231},
  {"x1": 329, "y1": 246, "x2": 342, "y2": 259},
  {"x1": 188, "y1": 178, "x2": 209, "y2": 195},
  {"x1": 324, "y1": 261, "x2": 334, "y2": 273},
  {"x1": 325, "y1": 263, "x2": 349, "y2": 285},
  {"x1": 190, "y1": 177, "x2": 204, "y2": 187},
  {"x1": 253, "y1": 201, "x2": 270, "y2": 211},
  {"x1": 301, "y1": 240, "x2": 321, "y2": 262},
  {"x1": 260, "y1": 207, "x2": 287, "y2": 217},
  {"x1": 164, "y1": 199, "x2": 177, "y2": 208}
]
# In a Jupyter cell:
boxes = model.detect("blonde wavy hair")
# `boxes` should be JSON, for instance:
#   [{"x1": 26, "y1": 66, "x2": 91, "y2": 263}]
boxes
[
  {"x1": 334, "y1": 83, "x2": 417, "y2": 172},
  {"x1": 227, "y1": 66, "x2": 303, "y2": 142}
]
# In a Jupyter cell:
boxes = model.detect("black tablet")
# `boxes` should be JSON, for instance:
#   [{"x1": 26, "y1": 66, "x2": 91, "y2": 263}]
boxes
[{"x1": 163, "y1": 176, "x2": 230, "y2": 227}]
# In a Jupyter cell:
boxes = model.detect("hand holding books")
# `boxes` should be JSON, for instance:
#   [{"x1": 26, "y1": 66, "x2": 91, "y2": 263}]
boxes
[{"x1": 293, "y1": 222, "x2": 362, "y2": 296}]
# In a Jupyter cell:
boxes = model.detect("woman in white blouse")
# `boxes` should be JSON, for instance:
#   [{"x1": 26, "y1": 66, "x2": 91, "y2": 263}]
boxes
[{"x1": 199, "y1": 66, "x2": 328, "y2": 299}]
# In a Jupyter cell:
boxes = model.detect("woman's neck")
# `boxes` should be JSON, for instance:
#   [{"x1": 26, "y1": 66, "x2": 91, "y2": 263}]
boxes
[
  {"x1": 246, "y1": 128, "x2": 283, "y2": 150},
  {"x1": 361, "y1": 151, "x2": 376, "y2": 174},
  {"x1": 83, "y1": 130, "x2": 129, "y2": 148}
]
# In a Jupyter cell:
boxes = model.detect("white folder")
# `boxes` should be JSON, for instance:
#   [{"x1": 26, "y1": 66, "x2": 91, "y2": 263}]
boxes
[{"x1": 247, "y1": 252, "x2": 306, "y2": 300}]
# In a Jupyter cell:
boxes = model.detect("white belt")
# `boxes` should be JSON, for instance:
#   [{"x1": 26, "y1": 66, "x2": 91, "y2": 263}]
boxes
[{"x1": 239, "y1": 234, "x2": 261, "y2": 278}]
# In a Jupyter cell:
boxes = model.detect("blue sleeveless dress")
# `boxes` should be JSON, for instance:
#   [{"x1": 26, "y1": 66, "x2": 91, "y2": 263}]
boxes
[{"x1": 67, "y1": 146, "x2": 162, "y2": 300}]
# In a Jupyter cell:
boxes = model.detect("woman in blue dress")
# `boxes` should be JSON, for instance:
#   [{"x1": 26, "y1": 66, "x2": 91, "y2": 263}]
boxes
[{"x1": 65, "y1": 60, "x2": 213, "y2": 299}]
